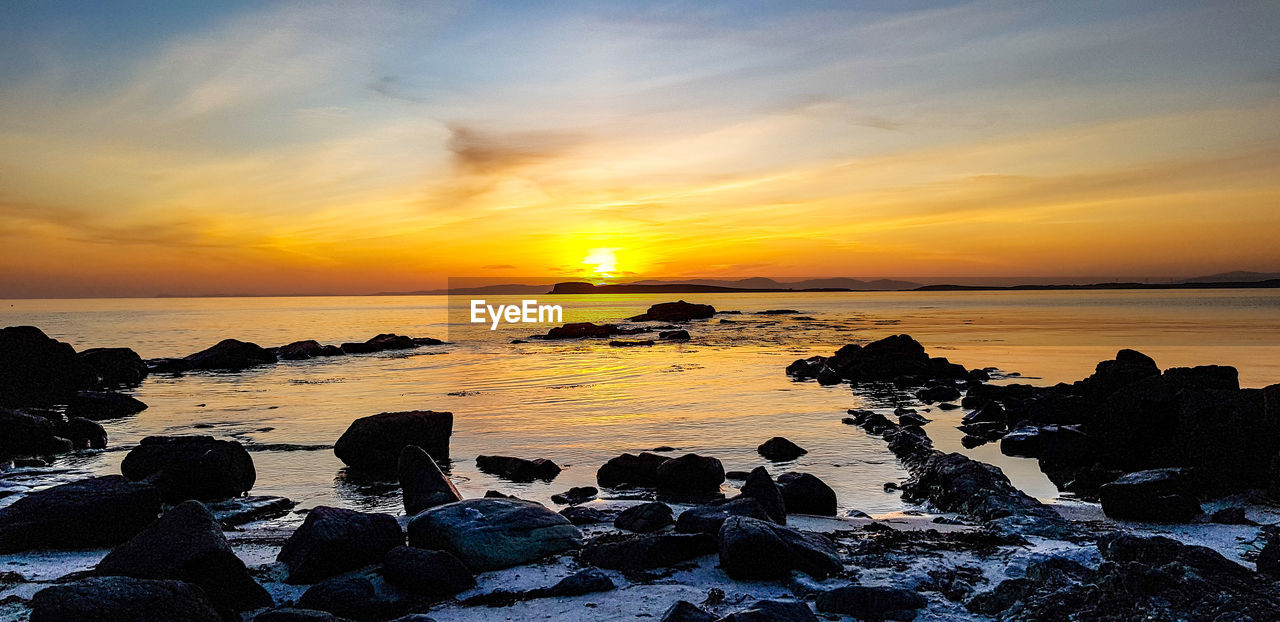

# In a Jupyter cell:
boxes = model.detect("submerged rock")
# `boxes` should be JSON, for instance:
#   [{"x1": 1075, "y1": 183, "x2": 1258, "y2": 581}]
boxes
[
  {"x1": 277, "y1": 506, "x2": 404, "y2": 584},
  {"x1": 334, "y1": 410, "x2": 453, "y2": 471},
  {"x1": 407, "y1": 498, "x2": 583, "y2": 571},
  {"x1": 120, "y1": 435, "x2": 256, "y2": 502},
  {"x1": 0, "y1": 475, "x2": 161, "y2": 553},
  {"x1": 398, "y1": 445, "x2": 461, "y2": 515},
  {"x1": 30, "y1": 576, "x2": 221, "y2": 622},
  {"x1": 630, "y1": 301, "x2": 716, "y2": 322},
  {"x1": 475, "y1": 455, "x2": 561, "y2": 481},
  {"x1": 717, "y1": 516, "x2": 842, "y2": 580}
]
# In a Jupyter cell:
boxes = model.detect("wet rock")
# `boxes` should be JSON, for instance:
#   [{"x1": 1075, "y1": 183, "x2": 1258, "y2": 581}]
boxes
[
  {"x1": 78, "y1": 347, "x2": 148, "y2": 387},
  {"x1": 581, "y1": 533, "x2": 717, "y2": 571},
  {"x1": 917, "y1": 384, "x2": 961, "y2": 404},
  {"x1": 30, "y1": 576, "x2": 221, "y2": 622},
  {"x1": 659, "y1": 330, "x2": 691, "y2": 341},
  {"x1": 1208, "y1": 506, "x2": 1253, "y2": 525},
  {"x1": 740, "y1": 466, "x2": 786, "y2": 523},
  {"x1": 544, "y1": 322, "x2": 621, "y2": 339},
  {"x1": 630, "y1": 301, "x2": 716, "y2": 322},
  {"x1": 757, "y1": 436, "x2": 807, "y2": 461},
  {"x1": 120, "y1": 435, "x2": 256, "y2": 502},
  {"x1": 778, "y1": 472, "x2": 837, "y2": 516},
  {"x1": 95, "y1": 500, "x2": 271, "y2": 615},
  {"x1": 254, "y1": 608, "x2": 351, "y2": 622},
  {"x1": 816, "y1": 585, "x2": 927, "y2": 621},
  {"x1": 62, "y1": 416, "x2": 107, "y2": 449},
  {"x1": 717, "y1": 516, "x2": 841, "y2": 580},
  {"x1": 614, "y1": 502, "x2": 674, "y2": 533},
  {"x1": 660, "y1": 600, "x2": 716, "y2": 622},
  {"x1": 0, "y1": 325, "x2": 94, "y2": 405},
  {"x1": 295, "y1": 569, "x2": 417, "y2": 621},
  {"x1": 0, "y1": 475, "x2": 161, "y2": 553},
  {"x1": 610, "y1": 339, "x2": 655, "y2": 347},
  {"x1": 279, "y1": 340, "x2": 328, "y2": 360},
  {"x1": 0, "y1": 408, "x2": 75, "y2": 458},
  {"x1": 398, "y1": 445, "x2": 461, "y2": 515},
  {"x1": 597, "y1": 452, "x2": 669, "y2": 488},
  {"x1": 961, "y1": 402, "x2": 1006, "y2": 425},
  {"x1": 381, "y1": 546, "x2": 474, "y2": 596},
  {"x1": 1076, "y1": 348, "x2": 1160, "y2": 397},
  {"x1": 655, "y1": 453, "x2": 725, "y2": 497},
  {"x1": 1098, "y1": 468, "x2": 1201, "y2": 522},
  {"x1": 673, "y1": 498, "x2": 771, "y2": 535},
  {"x1": 407, "y1": 498, "x2": 582, "y2": 571},
  {"x1": 550, "y1": 486, "x2": 597, "y2": 505},
  {"x1": 366, "y1": 333, "x2": 417, "y2": 350},
  {"x1": 475, "y1": 455, "x2": 561, "y2": 481},
  {"x1": 902, "y1": 452, "x2": 1063, "y2": 525},
  {"x1": 547, "y1": 568, "x2": 614, "y2": 597},
  {"x1": 277, "y1": 506, "x2": 404, "y2": 584},
  {"x1": 334, "y1": 410, "x2": 453, "y2": 472},
  {"x1": 719, "y1": 599, "x2": 818, "y2": 622},
  {"x1": 184, "y1": 338, "x2": 277, "y2": 371},
  {"x1": 898, "y1": 412, "x2": 931, "y2": 426},
  {"x1": 999, "y1": 424, "x2": 1093, "y2": 464},
  {"x1": 64, "y1": 390, "x2": 148, "y2": 420},
  {"x1": 205, "y1": 495, "x2": 297, "y2": 527},
  {"x1": 560, "y1": 505, "x2": 612, "y2": 525}
]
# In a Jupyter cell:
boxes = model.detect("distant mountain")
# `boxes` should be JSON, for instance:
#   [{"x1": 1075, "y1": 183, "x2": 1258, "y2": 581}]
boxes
[
  {"x1": 372, "y1": 284, "x2": 551, "y2": 296},
  {"x1": 1180, "y1": 271, "x2": 1280, "y2": 284},
  {"x1": 626, "y1": 277, "x2": 919, "y2": 291}
]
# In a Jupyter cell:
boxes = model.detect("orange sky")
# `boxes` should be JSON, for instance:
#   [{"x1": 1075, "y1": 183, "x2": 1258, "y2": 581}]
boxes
[{"x1": 2, "y1": 2, "x2": 1278, "y2": 297}]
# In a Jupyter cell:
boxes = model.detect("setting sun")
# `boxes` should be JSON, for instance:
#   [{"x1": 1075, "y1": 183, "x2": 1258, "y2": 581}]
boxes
[{"x1": 582, "y1": 248, "x2": 619, "y2": 277}]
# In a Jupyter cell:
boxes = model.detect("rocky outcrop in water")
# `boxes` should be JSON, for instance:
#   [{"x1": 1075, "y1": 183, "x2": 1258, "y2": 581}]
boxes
[
  {"x1": 398, "y1": 445, "x2": 461, "y2": 514},
  {"x1": 120, "y1": 435, "x2": 256, "y2": 502},
  {"x1": 786, "y1": 334, "x2": 971, "y2": 385},
  {"x1": 475, "y1": 455, "x2": 561, "y2": 481},
  {"x1": 630, "y1": 301, "x2": 716, "y2": 322},
  {"x1": 334, "y1": 410, "x2": 453, "y2": 472}
]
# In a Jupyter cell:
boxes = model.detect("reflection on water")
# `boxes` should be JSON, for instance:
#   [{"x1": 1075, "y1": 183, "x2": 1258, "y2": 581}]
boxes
[{"x1": 3, "y1": 290, "x2": 1278, "y2": 517}]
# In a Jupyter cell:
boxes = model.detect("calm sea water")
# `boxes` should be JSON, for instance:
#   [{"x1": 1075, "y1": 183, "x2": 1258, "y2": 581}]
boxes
[{"x1": 3, "y1": 290, "x2": 1278, "y2": 517}]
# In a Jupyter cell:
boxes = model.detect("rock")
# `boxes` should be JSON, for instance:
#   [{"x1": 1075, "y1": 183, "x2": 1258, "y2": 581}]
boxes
[
  {"x1": 815, "y1": 586, "x2": 927, "y2": 621},
  {"x1": 205, "y1": 495, "x2": 297, "y2": 526},
  {"x1": 381, "y1": 546, "x2": 474, "y2": 596},
  {"x1": 0, "y1": 408, "x2": 74, "y2": 458},
  {"x1": 78, "y1": 347, "x2": 148, "y2": 387},
  {"x1": 64, "y1": 390, "x2": 148, "y2": 420},
  {"x1": 407, "y1": 498, "x2": 583, "y2": 571},
  {"x1": 660, "y1": 600, "x2": 716, "y2": 622},
  {"x1": 279, "y1": 340, "x2": 327, "y2": 360},
  {"x1": 630, "y1": 301, "x2": 716, "y2": 322},
  {"x1": 659, "y1": 330, "x2": 691, "y2": 340},
  {"x1": 120, "y1": 435, "x2": 256, "y2": 502},
  {"x1": 1098, "y1": 468, "x2": 1200, "y2": 522},
  {"x1": 917, "y1": 384, "x2": 961, "y2": 404},
  {"x1": 398, "y1": 445, "x2": 460, "y2": 515},
  {"x1": 654, "y1": 453, "x2": 725, "y2": 497},
  {"x1": 717, "y1": 516, "x2": 842, "y2": 580},
  {"x1": 1208, "y1": 506, "x2": 1253, "y2": 525},
  {"x1": 961, "y1": 402, "x2": 1006, "y2": 425},
  {"x1": 1079, "y1": 348, "x2": 1160, "y2": 397},
  {"x1": 719, "y1": 599, "x2": 818, "y2": 622},
  {"x1": 902, "y1": 452, "x2": 1062, "y2": 524},
  {"x1": 597, "y1": 452, "x2": 668, "y2": 488},
  {"x1": 254, "y1": 608, "x2": 352, "y2": 622},
  {"x1": 550, "y1": 486, "x2": 597, "y2": 505},
  {"x1": 610, "y1": 339, "x2": 655, "y2": 347},
  {"x1": 339, "y1": 341, "x2": 380, "y2": 354},
  {"x1": 581, "y1": 533, "x2": 717, "y2": 570},
  {"x1": 614, "y1": 502, "x2": 674, "y2": 533},
  {"x1": 334, "y1": 411, "x2": 453, "y2": 472},
  {"x1": 999, "y1": 424, "x2": 1093, "y2": 464},
  {"x1": 740, "y1": 466, "x2": 786, "y2": 523},
  {"x1": 1162, "y1": 365, "x2": 1240, "y2": 391},
  {"x1": 898, "y1": 412, "x2": 931, "y2": 426},
  {"x1": 62, "y1": 416, "x2": 107, "y2": 449},
  {"x1": 366, "y1": 333, "x2": 416, "y2": 350},
  {"x1": 544, "y1": 323, "x2": 620, "y2": 339},
  {"x1": 757, "y1": 437, "x2": 807, "y2": 461},
  {"x1": 475, "y1": 455, "x2": 561, "y2": 481},
  {"x1": 560, "y1": 505, "x2": 613, "y2": 524},
  {"x1": 0, "y1": 475, "x2": 161, "y2": 553},
  {"x1": 295, "y1": 569, "x2": 417, "y2": 621},
  {"x1": 674, "y1": 498, "x2": 770, "y2": 534},
  {"x1": 778, "y1": 472, "x2": 837, "y2": 516},
  {"x1": 277, "y1": 506, "x2": 404, "y2": 583},
  {"x1": 184, "y1": 338, "x2": 277, "y2": 371},
  {"x1": 1258, "y1": 532, "x2": 1280, "y2": 578},
  {"x1": 30, "y1": 576, "x2": 221, "y2": 622},
  {"x1": 95, "y1": 500, "x2": 271, "y2": 615},
  {"x1": 547, "y1": 569, "x2": 614, "y2": 597},
  {"x1": 0, "y1": 325, "x2": 94, "y2": 405}
]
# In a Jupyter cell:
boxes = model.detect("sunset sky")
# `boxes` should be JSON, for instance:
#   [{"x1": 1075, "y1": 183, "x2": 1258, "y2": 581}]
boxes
[{"x1": 2, "y1": 1, "x2": 1278, "y2": 297}]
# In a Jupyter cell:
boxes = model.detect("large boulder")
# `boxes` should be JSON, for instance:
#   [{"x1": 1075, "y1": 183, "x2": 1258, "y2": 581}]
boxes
[
  {"x1": 778, "y1": 472, "x2": 837, "y2": 516},
  {"x1": 120, "y1": 435, "x2": 256, "y2": 502},
  {"x1": 614, "y1": 502, "x2": 674, "y2": 533},
  {"x1": 407, "y1": 498, "x2": 583, "y2": 571},
  {"x1": 475, "y1": 455, "x2": 561, "y2": 481},
  {"x1": 674, "y1": 498, "x2": 771, "y2": 535},
  {"x1": 630, "y1": 301, "x2": 716, "y2": 322},
  {"x1": 381, "y1": 546, "x2": 474, "y2": 596},
  {"x1": 0, "y1": 475, "x2": 161, "y2": 553},
  {"x1": 78, "y1": 347, "x2": 148, "y2": 387},
  {"x1": 717, "y1": 516, "x2": 842, "y2": 580},
  {"x1": 277, "y1": 506, "x2": 404, "y2": 584},
  {"x1": 816, "y1": 586, "x2": 927, "y2": 621},
  {"x1": 719, "y1": 600, "x2": 818, "y2": 622},
  {"x1": 1098, "y1": 468, "x2": 1201, "y2": 522},
  {"x1": 279, "y1": 340, "x2": 329, "y2": 360},
  {"x1": 184, "y1": 339, "x2": 277, "y2": 371},
  {"x1": 295, "y1": 569, "x2": 417, "y2": 621},
  {"x1": 398, "y1": 445, "x2": 460, "y2": 515},
  {"x1": 739, "y1": 466, "x2": 786, "y2": 523},
  {"x1": 1076, "y1": 348, "x2": 1160, "y2": 397},
  {"x1": 581, "y1": 533, "x2": 717, "y2": 571},
  {"x1": 661, "y1": 600, "x2": 716, "y2": 622},
  {"x1": 30, "y1": 576, "x2": 221, "y2": 622},
  {"x1": 0, "y1": 407, "x2": 75, "y2": 458},
  {"x1": 334, "y1": 411, "x2": 453, "y2": 472},
  {"x1": 655, "y1": 453, "x2": 724, "y2": 498},
  {"x1": 902, "y1": 452, "x2": 1061, "y2": 524},
  {"x1": 63, "y1": 416, "x2": 108, "y2": 449},
  {"x1": 95, "y1": 500, "x2": 271, "y2": 616},
  {"x1": 757, "y1": 437, "x2": 807, "y2": 461},
  {"x1": 64, "y1": 390, "x2": 148, "y2": 420},
  {"x1": 596, "y1": 452, "x2": 668, "y2": 488},
  {"x1": 0, "y1": 325, "x2": 94, "y2": 405}
]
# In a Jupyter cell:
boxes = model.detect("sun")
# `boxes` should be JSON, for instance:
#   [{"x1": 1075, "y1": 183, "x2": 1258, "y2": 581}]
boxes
[{"x1": 582, "y1": 247, "x2": 619, "y2": 278}]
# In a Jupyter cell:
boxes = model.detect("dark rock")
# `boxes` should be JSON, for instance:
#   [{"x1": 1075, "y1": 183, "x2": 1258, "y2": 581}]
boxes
[
  {"x1": 277, "y1": 506, "x2": 404, "y2": 583},
  {"x1": 560, "y1": 505, "x2": 612, "y2": 525},
  {"x1": 295, "y1": 569, "x2": 416, "y2": 621},
  {"x1": 816, "y1": 585, "x2": 927, "y2": 621},
  {"x1": 205, "y1": 495, "x2": 297, "y2": 527},
  {"x1": 936, "y1": 402, "x2": 959, "y2": 410},
  {"x1": 381, "y1": 546, "x2": 474, "y2": 596},
  {"x1": 655, "y1": 453, "x2": 725, "y2": 497},
  {"x1": 1098, "y1": 468, "x2": 1200, "y2": 522},
  {"x1": 660, "y1": 600, "x2": 716, "y2": 622},
  {"x1": 597, "y1": 452, "x2": 669, "y2": 488},
  {"x1": 1162, "y1": 365, "x2": 1240, "y2": 391},
  {"x1": 917, "y1": 384, "x2": 961, "y2": 404},
  {"x1": 184, "y1": 338, "x2": 276, "y2": 371},
  {"x1": 757, "y1": 437, "x2": 807, "y2": 461},
  {"x1": 956, "y1": 421, "x2": 1005, "y2": 441},
  {"x1": 30, "y1": 576, "x2": 221, "y2": 622},
  {"x1": 64, "y1": 390, "x2": 148, "y2": 420},
  {"x1": 62, "y1": 416, "x2": 107, "y2": 449},
  {"x1": 717, "y1": 516, "x2": 841, "y2": 580},
  {"x1": 961, "y1": 402, "x2": 1006, "y2": 425},
  {"x1": 902, "y1": 452, "x2": 1063, "y2": 525},
  {"x1": 659, "y1": 330, "x2": 691, "y2": 340},
  {"x1": 725, "y1": 470, "x2": 752, "y2": 479},
  {"x1": 999, "y1": 424, "x2": 1093, "y2": 464},
  {"x1": 96, "y1": 500, "x2": 271, "y2": 615},
  {"x1": 614, "y1": 502, "x2": 674, "y2": 533},
  {"x1": 740, "y1": 466, "x2": 786, "y2": 523},
  {"x1": 0, "y1": 325, "x2": 94, "y2": 405},
  {"x1": 0, "y1": 475, "x2": 161, "y2": 553},
  {"x1": 610, "y1": 339, "x2": 655, "y2": 347},
  {"x1": 366, "y1": 334, "x2": 416, "y2": 350},
  {"x1": 550, "y1": 486, "x2": 597, "y2": 505},
  {"x1": 898, "y1": 412, "x2": 931, "y2": 426},
  {"x1": 339, "y1": 341, "x2": 380, "y2": 354},
  {"x1": 78, "y1": 347, "x2": 148, "y2": 387},
  {"x1": 254, "y1": 608, "x2": 351, "y2": 622},
  {"x1": 778, "y1": 472, "x2": 837, "y2": 516},
  {"x1": 547, "y1": 568, "x2": 614, "y2": 597},
  {"x1": 120, "y1": 435, "x2": 255, "y2": 502},
  {"x1": 407, "y1": 498, "x2": 582, "y2": 571},
  {"x1": 398, "y1": 445, "x2": 460, "y2": 515},
  {"x1": 544, "y1": 323, "x2": 620, "y2": 339},
  {"x1": 581, "y1": 533, "x2": 717, "y2": 570},
  {"x1": 475, "y1": 455, "x2": 561, "y2": 481},
  {"x1": 674, "y1": 498, "x2": 770, "y2": 535},
  {"x1": 334, "y1": 411, "x2": 452, "y2": 471},
  {"x1": 0, "y1": 408, "x2": 74, "y2": 458},
  {"x1": 1077, "y1": 348, "x2": 1160, "y2": 397},
  {"x1": 719, "y1": 599, "x2": 817, "y2": 622},
  {"x1": 630, "y1": 301, "x2": 716, "y2": 322},
  {"x1": 279, "y1": 340, "x2": 327, "y2": 360},
  {"x1": 1258, "y1": 532, "x2": 1280, "y2": 577},
  {"x1": 1209, "y1": 507, "x2": 1253, "y2": 525}
]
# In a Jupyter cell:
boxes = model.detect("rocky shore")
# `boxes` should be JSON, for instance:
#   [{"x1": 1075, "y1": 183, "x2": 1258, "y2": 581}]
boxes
[{"x1": 2, "y1": 310, "x2": 1279, "y2": 621}]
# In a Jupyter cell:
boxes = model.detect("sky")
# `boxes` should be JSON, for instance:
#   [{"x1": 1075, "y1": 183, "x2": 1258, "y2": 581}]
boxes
[{"x1": 1, "y1": 0, "x2": 1278, "y2": 297}]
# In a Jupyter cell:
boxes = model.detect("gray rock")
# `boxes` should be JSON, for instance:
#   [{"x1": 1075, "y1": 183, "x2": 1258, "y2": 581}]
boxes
[
  {"x1": 278, "y1": 506, "x2": 404, "y2": 584},
  {"x1": 407, "y1": 498, "x2": 582, "y2": 571},
  {"x1": 547, "y1": 569, "x2": 615, "y2": 597}
]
